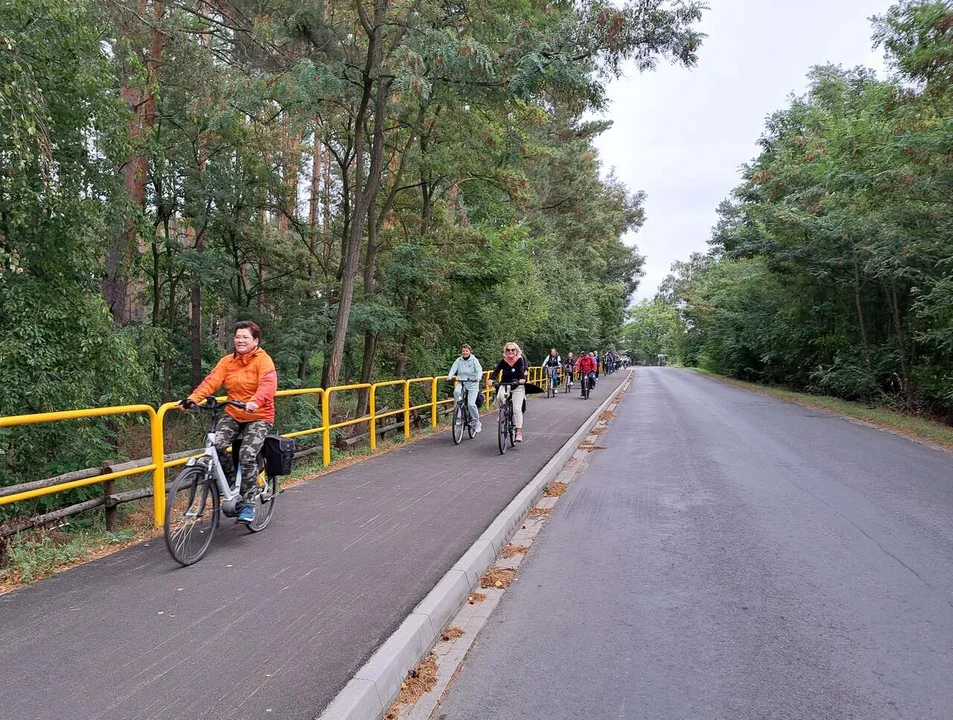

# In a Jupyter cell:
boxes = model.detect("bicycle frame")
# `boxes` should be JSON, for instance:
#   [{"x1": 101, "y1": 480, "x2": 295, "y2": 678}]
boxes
[
  {"x1": 186, "y1": 431, "x2": 243, "y2": 506},
  {"x1": 454, "y1": 382, "x2": 479, "y2": 425},
  {"x1": 183, "y1": 398, "x2": 262, "y2": 515}
]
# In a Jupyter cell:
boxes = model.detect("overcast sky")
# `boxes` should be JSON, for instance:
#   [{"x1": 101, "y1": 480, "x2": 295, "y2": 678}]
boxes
[{"x1": 594, "y1": 0, "x2": 895, "y2": 302}]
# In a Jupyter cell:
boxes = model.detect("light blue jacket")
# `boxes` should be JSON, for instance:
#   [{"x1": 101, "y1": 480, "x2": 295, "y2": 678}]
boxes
[{"x1": 447, "y1": 355, "x2": 483, "y2": 382}]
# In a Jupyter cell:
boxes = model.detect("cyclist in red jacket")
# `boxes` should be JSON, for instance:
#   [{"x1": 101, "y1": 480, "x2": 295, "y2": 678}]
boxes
[{"x1": 575, "y1": 353, "x2": 597, "y2": 396}]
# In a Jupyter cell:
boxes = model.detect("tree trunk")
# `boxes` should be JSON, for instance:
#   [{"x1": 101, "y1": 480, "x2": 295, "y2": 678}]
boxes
[
  {"x1": 852, "y1": 253, "x2": 870, "y2": 370},
  {"x1": 299, "y1": 130, "x2": 322, "y2": 383},
  {"x1": 322, "y1": 145, "x2": 332, "y2": 265},
  {"x1": 308, "y1": 130, "x2": 321, "y2": 281},
  {"x1": 887, "y1": 283, "x2": 915, "y2": 408},
  {"x1": 190, "y1": 227, "x2": 205, "y2": 389},
  {"x1": 395, "y1": 334, "x2": 410, "y2": 379},
  {"x1": 106, "y1": 0, "x2": 164, "y2": 326},
  {"x1": 323, "y1": 0, "x2": 392, "y2": 399},
  {"x1": 356, "y1": 214, "x2": 381, "y2": 417},
  {"x1": 277, "y1": 114, "x2": 301, "y2": 236}
]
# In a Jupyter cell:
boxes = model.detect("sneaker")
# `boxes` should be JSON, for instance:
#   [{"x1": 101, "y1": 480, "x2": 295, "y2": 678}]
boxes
[
  {"x1": 515, "y1": 430, "x2": 523, "y2": 443},
  {"x1": 236, "y1": 504, "x2": 255, "y2": 524},
  {"x1": 475, "y1": 423, "x2": 482, "y2": 434}
]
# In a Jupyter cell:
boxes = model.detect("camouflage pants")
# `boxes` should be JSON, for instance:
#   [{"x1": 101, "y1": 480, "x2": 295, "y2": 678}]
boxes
[{"x1": 213, "y1": 416, "x2": 271, "y2": 491}]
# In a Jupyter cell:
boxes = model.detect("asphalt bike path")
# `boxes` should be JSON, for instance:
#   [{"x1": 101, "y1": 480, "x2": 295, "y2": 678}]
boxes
[
  {"x1": 434, "y1": 367, "x2": 953, "y2": 720},
  {"x1": 0, "y1": 371, "x2": 627, "y2": 720}
]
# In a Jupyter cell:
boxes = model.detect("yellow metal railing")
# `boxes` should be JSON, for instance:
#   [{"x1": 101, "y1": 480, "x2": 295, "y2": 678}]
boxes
[
  {"x1": 0, "y1": 366, "x2": 548, "y2": 527},
  {"x1": 0, "y1": 405, "x2": 159, "y2": 507}
]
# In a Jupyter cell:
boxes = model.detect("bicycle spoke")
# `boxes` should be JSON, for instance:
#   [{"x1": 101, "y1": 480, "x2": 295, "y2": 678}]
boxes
[{"x1": 164, "y1": 468, "x2": 217, "y2": 566}]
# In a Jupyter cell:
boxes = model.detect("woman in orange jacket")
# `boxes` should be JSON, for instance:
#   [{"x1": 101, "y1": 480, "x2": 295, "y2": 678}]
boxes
[{"x1": 181, "y1": 320, "x2": 277, "y2": 523}]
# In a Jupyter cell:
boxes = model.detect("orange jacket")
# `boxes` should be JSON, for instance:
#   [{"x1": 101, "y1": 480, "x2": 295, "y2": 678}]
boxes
[{"x1": 188, "y1": 347, "x2": 278, "y2": 423}]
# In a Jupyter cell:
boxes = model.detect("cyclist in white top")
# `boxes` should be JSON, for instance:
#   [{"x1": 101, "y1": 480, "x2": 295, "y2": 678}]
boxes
[{"x1": 447, "y1": 344, "x2": 484, "y2": 434}]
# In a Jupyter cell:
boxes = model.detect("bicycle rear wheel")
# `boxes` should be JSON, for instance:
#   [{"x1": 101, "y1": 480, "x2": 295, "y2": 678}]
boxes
[
  {"x1": 246, "y1": 470, "x2": 278, "y2": 533},
  {"x1": 497, "y1": 405, "x2": 508, "y2": 455},
  {"x1": 452, "y1": 403, "x2": 464, "y2": 445},
  {"x1": 164, "y1": 466, "x2": 219, "y2": 566}
]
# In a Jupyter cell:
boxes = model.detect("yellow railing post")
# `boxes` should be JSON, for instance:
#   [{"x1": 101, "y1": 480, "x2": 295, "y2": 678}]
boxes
[
  {"x1": 152, "y1": 403, "x2": 175, "y2": 526},
  {"x1": 321, "y1": 390, "x2": 331, "y2": 466},
  {"x1": 430, "y1": 377, "x2": 438, "y2": 428},
  {"x1": 403, "y1": 380, "x2": 411, "y2": 438},
  {"x1": 369, "y1": 384, "x2": 378, "y2": 451}
]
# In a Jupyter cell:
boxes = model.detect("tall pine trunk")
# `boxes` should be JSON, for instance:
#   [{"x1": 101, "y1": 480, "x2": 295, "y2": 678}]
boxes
[
  {"x1": 323, "y1": 5, "x2": 391, "y2": 397},
  {"x1": 106, "y1": 0, "x2": 164, "y2": 326}
]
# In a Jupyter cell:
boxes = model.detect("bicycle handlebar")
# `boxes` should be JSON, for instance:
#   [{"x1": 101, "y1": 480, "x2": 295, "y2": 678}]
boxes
[{"x1": 183, "y1": 397, "x2": 247, "y2": 412}]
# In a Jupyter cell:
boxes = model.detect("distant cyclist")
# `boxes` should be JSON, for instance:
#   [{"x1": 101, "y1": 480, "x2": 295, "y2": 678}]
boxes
[
  {"x1": 563, "y1": 352, "x2": 576, "y2": 390},
  {"x1": 447, "y1": 344, "x2": 484, "y2": 434},
  {"x1": 575, "y1": 352, "x2": 597, "y2": 395},
  {"x1": 180, "y1": 320, "x2": 277, "y2": 524},
  {"x1": 488, "y1": 342, "x2": 528, "y2": 443},
  {"x1": 542, "y1": 348, "x2": 561, "y2": 391}
]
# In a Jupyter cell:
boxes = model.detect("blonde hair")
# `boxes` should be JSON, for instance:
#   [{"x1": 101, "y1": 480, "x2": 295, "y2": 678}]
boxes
[{"x1": 503, "y1": 342, "x2": 522, "y2": 355}]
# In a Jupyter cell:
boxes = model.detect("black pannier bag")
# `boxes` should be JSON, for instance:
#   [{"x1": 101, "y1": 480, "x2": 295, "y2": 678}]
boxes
[
  {"x1": 264, "y1": 435, "x2": 295, "y2": 476},
  {"x1": 476, "y1": 389, "x2": 485, "y2": 408}
]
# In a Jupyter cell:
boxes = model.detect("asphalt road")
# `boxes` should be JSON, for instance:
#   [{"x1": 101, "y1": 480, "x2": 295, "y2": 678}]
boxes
[
  {"x1": 435, "y1": 367, "x2": 953, "y2": 720},
  {"x1": 0, "y1": 371, "x2": 627, "y2": 720}
]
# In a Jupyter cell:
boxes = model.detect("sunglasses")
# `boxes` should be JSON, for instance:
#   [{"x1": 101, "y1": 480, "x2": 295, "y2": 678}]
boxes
[{"x1": 504, "y1": 348, "x2": 517, "y2": 353}]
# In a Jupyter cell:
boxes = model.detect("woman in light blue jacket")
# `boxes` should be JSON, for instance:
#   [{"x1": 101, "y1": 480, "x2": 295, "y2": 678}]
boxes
[{"x1": 447, "y1": 344, "x2": 484, "y2": 433}]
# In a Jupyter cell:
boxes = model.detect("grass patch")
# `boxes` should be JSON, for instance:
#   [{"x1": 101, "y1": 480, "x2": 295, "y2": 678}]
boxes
[
  {"x1": 577, "y1": 441, "x2": 606, "y2": 451},
  {"x1": 543, "y1": 482, "x2": 568, "y2": 497},
  {"x1": 692, "y1": 369, "x2": 953, "y2": 452},
  {"x1": 383, "y1": 652, "x2": 439, "y2": 719},
  {"x1": 501, "y1": 544, "x2": 529, "y2": 559},
  {"x1": 0, "y1": 507, "x2": 159, "y2": 593},
  {"x1": 480, "y1": 567, "x2": 516, "y2": 589},
  {"x1": 441, "y1": 626, "x2": 465, "y2": 641}
]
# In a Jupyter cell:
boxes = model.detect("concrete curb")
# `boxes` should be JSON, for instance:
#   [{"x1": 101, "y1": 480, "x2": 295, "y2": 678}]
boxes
[{"x1": 316, "y1": 371, "x2": 633, "y2": 720}]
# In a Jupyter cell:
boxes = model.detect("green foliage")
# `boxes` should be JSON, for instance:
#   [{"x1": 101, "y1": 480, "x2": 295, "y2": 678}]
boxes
[
  {"x1": 623, "y1": 299, "x2": 681, "y2": 364},
  {"x1": 0, "y1": 0, "x2": 706, "y2": 523},
  {"x1": 659, "y1": 1, "x2": 953, "y2": 417},
  {"x1": 0, "y1": 0, "x2": 150, "y2": 512}
]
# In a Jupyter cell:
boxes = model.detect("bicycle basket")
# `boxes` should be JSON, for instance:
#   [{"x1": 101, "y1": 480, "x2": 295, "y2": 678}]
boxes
[{"x1": 264, "y1": 435, "x2": 295, "y2": 476}]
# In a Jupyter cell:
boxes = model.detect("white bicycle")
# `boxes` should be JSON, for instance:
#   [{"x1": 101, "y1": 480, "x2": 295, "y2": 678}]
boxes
[{"x1": 164, "y1": 397, "x2": 283, "y2": 565}]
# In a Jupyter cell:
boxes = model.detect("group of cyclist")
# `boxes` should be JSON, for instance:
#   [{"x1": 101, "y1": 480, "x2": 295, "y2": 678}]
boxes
[
  {"x1": 541, "y1": 349, "x2": 603, "y2": 395},
  {"x1": 446, "y1": 343, "x2": 621, "y2": 444},
  {"x1": 179, "y1": 322, "x2": 619, "y2": 523},
  {"x1": 448, "y1": 342, "x2": 530, "y2": 442}
]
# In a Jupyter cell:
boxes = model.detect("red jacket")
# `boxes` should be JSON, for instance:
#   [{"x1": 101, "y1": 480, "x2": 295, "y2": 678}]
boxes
[
  {"x1": 188, "y1": 347, "x2": 278, "y2": 423},
  {"x1": 576, "y1": 356, "x2": 596, "y2": 375}
]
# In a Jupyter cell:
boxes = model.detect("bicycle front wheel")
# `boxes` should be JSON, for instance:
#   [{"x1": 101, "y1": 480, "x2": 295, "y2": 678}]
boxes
[
  {"x1": 164, "y1": 466, "x2": 219, "y2": 566},
  {"x1": 497, "y1": 406, "x2": 508, "y2": 455},
  {"x1": 246, "y1": 470, "x2": 278, "y2": 533},
  {"x1": 452, "y1": 403, "x2": 464, "y2": 445}
]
